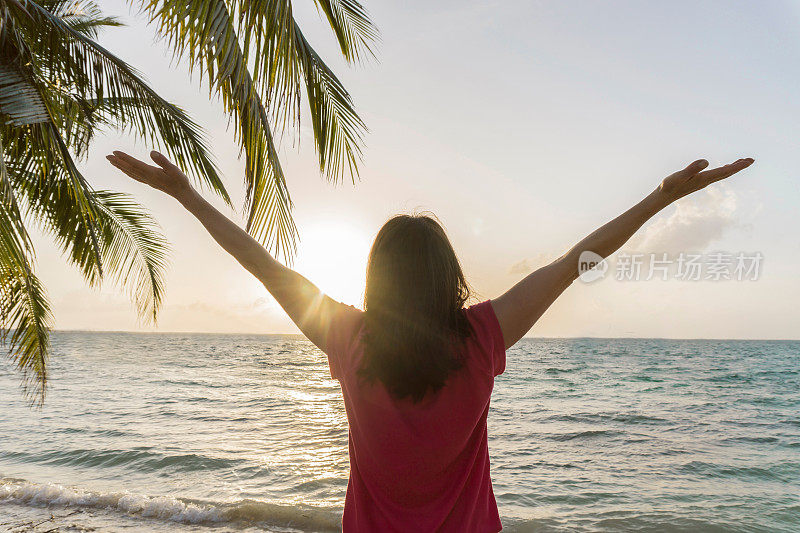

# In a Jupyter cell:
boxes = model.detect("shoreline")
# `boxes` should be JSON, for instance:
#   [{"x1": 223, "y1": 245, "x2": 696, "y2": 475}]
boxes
[
  {"x1": 0, "y1": 502, "x2": 179, "y2": 533},
  {"x1": 0, "y1": 500, "x2": 281, "y2": 532},
  {"x1": 0, "y1": 476, "x2": 342, "y2": 533}
]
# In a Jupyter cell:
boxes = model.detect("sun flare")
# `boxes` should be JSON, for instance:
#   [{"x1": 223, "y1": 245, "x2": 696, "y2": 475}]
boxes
[{"x1": 294, "y1": 221, "x2": 372, "y2": 307}]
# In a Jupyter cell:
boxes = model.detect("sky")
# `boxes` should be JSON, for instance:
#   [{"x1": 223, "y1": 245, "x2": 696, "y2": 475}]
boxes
[{"x1": 32, "y1": 0, "x2": 800, "y2": 339}]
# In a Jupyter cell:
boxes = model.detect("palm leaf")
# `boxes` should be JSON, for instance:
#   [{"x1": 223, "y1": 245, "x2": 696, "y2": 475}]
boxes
[
  {"x1": 6, "y1": 146, "x2": 168, "y2": 322},
  {"x1": 292, "y1": 23, "x2": 365, "y2": 183},
  {"x1": 5, "y1": 0, "x2": 231, "y2": 204},
  {"x1": 43, "y1": 0, "x2": 123, "y2": 37},
  {"x1": 236, "y1": 0, "x2": 369, "y2": 183},
  {"x1": 93, "y1": 191, "x2": 168, "y2": 323},
  {"x1": 0, "y1": 54, "x2": 107, "y2": 278},
  {"x1": 311, "y1": 0, "x2": 377, "y2": 63},
  {"x1": 142, "y1": 0, "x2": 374, "y2": 254},
  {"x1": 0, "y1": 254, "x2": 53, "y2": 405},
  {"x1": 143, "y1": 0, "x2": 297, "y2": 257},
  {"x1": 0, "y1": 135, "x2": 52, "y2": 405},
  {"x1": 0, "y1": 63, "x2": 49, "y2": 126},
  {"x1": 236, "y1": 0, "x2": 302, "y2": 133}
]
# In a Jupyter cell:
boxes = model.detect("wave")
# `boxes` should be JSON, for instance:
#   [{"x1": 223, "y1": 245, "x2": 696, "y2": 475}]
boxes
[
  {"x1": 676, "y1": 461, "x2": 795, "y2": 482},
  {"x1": 540, "y1": 412, "x2": 670, "y2": 425},
  {"x1": 0, "y1": 477, "x2": 341, "y2": 531},
  {"x1": 2, "y1": 447, "x2": 243, "y2": 473},
  {"x1": 548, "y1": 429, "x2": 622, "y2": 442}
]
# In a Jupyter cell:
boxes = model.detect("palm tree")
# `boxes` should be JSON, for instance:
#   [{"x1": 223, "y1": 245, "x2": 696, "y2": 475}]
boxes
[{"x1": 0, "y1": 0, "x2": 376, "y2": 404}]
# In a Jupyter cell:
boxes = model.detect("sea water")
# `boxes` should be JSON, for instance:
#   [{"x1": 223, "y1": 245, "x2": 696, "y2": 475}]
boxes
[{"x1": 1, "y1": 333, "x2": 798, "y2": 532}]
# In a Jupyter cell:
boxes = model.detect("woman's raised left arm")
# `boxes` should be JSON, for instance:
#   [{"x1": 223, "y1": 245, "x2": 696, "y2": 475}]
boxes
[
  {"x1": 491, "y1": 157, "x2": 755, "y2": 350},
  {"x1": 107, "y1": 150, "x2": 341, "y2": 351}
]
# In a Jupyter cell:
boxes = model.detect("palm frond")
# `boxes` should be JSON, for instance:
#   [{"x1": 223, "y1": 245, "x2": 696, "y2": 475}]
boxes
[
  {"x1": 143, "y1": 0, "x2": 297, "y2": 257},
  {"x1": 93, "y1": 191, "x2": 168, "y2": 323},
  {"x1": 39, "y1": 121, "x2": 106, "y2": 275},
  {"x1": 5, "y1": 140, "x2": 168, "y2": 322},
  {"x1": 236, "y1": 0, "x2": 369, "y2": 182},
  {"x1": 0, "y1": 125, "x2": 34, "y2": 252},
  {"x1": 6, "y1": 147, "x2": 102, "y2": 281},
  {"x1": 293, "y1": 24, "x2": 365, "y2": 183},
  {"x1": 0, "y1": 55, "x2": 108, "y2": 279},
  {"x1": 0, "y1": 254, "x2": 53, "y2": 405},
  {"x1": 236, "y1": 1, "x2": 367, "y2": 183},
  {"x1": 7, "y1": 0, "x2": 231, "y2": 204},
  {"x1": 48, "y1": 92, "x2": 103, "y2": 159},
  {"x1": 0, "y1": 63, "x2": 49, "y2": 126},
  {"x1": 6, "y1": 161, "x2": 169, "y2": 323},
  {"x1": 0, "y1": 134, "x2": 52, "y2": 405},
  {"x1": 142, "y1": 0, "x2": 372, "y2": 253},
  {"x1": 236, "y1": 0, "x2": 302, "y2": 133},
  {"x1": 311, "y1": 0, "x2": 377, "y2": 63},
  {"x1": 44, "y1": 0, "x2": 123, "y2": 37}
]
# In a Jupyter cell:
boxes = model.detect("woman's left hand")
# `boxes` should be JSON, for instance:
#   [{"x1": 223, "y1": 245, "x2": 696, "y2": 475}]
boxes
[{"x1": 658, "y1": 157, "x2": 754, "y2": 203}]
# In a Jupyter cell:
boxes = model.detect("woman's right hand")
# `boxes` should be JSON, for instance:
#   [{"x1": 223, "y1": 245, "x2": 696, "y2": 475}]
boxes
[
  {"x1": 107, "y1": 150, "x2": 194, "y2": 201},
  {"x1": 658, "y1": 157, "x2": 754, "y2": 204}
]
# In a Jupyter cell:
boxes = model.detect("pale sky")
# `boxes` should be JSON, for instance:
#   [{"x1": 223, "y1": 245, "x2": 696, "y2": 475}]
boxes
[{"x1": 33, "y1": 0, "x2": 800, "y2": 339}]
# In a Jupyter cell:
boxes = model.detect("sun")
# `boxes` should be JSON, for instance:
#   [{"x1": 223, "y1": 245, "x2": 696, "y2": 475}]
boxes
[{"x1": 294, "y1": 221, "x2": 372, "y2": 307}]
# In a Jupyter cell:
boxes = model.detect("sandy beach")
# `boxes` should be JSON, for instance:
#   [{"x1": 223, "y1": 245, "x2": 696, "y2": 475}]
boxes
[
  {"x1": 1, "y1": 502, "x2": 169, "y2": 532},
  {"x1": 0, "y1": 501, "x2": 273, "y2": 533}
]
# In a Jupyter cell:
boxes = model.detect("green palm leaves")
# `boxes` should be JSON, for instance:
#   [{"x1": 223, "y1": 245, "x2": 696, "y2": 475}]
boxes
[
  {"x1": 0, "y1": 0, "x2": 376, "y2": 403},
  {"x1": 143, "y1": 0, "x2": 373, "y2": 253}
]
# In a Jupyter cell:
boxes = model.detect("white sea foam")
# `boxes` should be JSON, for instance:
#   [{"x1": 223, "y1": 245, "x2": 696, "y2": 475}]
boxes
[
  {"x1": 0, "y1": 478, "x2": 225, "y2": 524},
  {"x1": 0, "y1": 477, "x2": 341, "y2": 531}
]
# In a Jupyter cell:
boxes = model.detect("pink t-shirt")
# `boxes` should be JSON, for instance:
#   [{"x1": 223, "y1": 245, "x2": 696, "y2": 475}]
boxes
[{"x1": 325, "y1": 300, "x2": 506, "y2": 532}]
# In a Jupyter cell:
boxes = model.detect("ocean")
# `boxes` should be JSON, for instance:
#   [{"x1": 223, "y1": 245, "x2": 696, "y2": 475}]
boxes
[{"x1": 1, "y1": 332, "x2": 798, "y2": 532}]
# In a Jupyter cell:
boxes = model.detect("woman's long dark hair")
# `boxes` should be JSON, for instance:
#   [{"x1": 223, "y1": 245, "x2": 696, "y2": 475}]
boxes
[{"x1": 359, "y1": 214, "x2": 473, "y2": 402}]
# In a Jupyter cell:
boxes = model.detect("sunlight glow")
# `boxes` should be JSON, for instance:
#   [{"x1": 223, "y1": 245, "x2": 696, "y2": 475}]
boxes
[{"x1": 294, "y1": 222, "x2": 371, "y2": 307}]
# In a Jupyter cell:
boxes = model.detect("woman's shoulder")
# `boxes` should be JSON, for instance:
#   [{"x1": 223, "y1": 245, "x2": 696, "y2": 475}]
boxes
[
  {"x1": 462, "y1": 300, "x2": 506, "y2": 377},
  {"x1": 324, "y1": 303, "x2": 365, "y2": 381},
  {"x1": 463, "y1": 300, "x2": 501, "y2": 334},
  {"x1": 327, "y1": 303, "x2": 365, "y2": 352}
]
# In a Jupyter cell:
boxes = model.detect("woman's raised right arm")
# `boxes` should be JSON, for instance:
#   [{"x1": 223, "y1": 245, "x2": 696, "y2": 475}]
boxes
[
  {"x1": 107, "y1": 150, "x2": 344, "y2": 353},
  {"x1": 491, "y1": 157, "x2": 754, "y2": 349}
]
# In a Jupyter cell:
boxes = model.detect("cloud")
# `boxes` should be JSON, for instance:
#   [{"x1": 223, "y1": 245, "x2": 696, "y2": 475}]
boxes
[
  {"x1": 629, "y1": 187, "x2": 740, "y2": 254},
  {"x1": 51, "y1": 289, "x2": 296, "y2": 334},
  {"x1": 155, "y1": 301, "x2": 296, "y2": 334},
  {"x1": 507, "y1": 188, "x2": 749, "y2": 280}
]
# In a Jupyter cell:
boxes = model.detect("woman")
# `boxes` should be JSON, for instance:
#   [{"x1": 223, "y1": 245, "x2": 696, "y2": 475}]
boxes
[{"x1": 107, "y1": 151, "x2": 754, "y2": 531}]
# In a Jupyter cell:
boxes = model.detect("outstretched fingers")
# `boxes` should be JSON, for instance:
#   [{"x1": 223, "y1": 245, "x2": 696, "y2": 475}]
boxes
[
  {"x1": 107, "y1": 154, "x2": 143, "y2": 182},
  {"x1": 107, "y1": 151, "x2": 161, "y2": 183},
  {"x1": 666, "y1": 159, "x2": 710, "y2": 187},
  {"x1": 697, "y1": 158, "x2": 755, "y2": 186},
  {"x1": 113, "y1": 151, "x2": 160, "y2": 174},
  {"x1": 149, "y1": 150, "x2": 179, "y2": 172},
  {"x1": 685, "y1": 159, "x2": 710, "y2": 174},
  {"x1": 108, "y1": 150, "x2": 193, "y2": 199}
]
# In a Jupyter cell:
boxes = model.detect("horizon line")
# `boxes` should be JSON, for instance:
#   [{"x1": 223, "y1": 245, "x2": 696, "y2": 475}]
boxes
[{"x1": 45, "y1": 329, "x2": 800, "y2": 342}]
